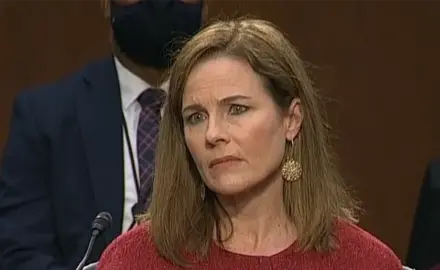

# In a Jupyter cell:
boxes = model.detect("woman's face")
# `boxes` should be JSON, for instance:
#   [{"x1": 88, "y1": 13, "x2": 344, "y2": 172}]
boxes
[{"x1": 181, "y1": 56, "x2": 301, "y2": 196}]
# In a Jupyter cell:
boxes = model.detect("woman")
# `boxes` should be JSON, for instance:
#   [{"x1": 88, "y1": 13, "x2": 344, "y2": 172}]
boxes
[{"x1": 98, "y1": 18, "x2": 402, "y2": 269}]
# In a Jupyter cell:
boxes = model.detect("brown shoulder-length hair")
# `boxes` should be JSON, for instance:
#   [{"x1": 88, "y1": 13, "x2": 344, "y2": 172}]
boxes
[{"x1": 141, "y1": 18, "x2": 359, "y2": 267}]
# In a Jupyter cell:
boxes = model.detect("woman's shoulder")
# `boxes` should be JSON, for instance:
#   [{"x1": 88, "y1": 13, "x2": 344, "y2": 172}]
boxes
[
  {"x1": 97, "y1": 222, "x2": 157, "y2": 270},
  {"x1": 333, "y1": 220, "x2": 402, "y2": 269}
]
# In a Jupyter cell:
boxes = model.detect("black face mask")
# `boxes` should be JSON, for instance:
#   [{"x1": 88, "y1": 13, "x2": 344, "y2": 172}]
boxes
[{"x1": 110, "y1": 0, "x2": 203, "y2": 69}]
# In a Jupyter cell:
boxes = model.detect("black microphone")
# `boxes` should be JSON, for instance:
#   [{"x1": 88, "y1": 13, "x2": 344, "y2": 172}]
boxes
[{"x1": 75, "y1": 212, "x2": 113, "y2": 270}]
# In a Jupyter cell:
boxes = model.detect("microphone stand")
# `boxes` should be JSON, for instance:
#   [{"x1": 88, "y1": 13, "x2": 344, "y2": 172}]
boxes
[
  {"x1": 75, "y1": 229, "x2": 100, "y2": 270},
  {"x1": 75, "y1": 212, "x2": 112, "y2": 270}
]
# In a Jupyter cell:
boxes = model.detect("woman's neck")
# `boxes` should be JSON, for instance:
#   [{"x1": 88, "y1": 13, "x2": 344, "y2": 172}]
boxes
[{"x1": 214, "y1": 174, "x2": 297, "y2": 256}]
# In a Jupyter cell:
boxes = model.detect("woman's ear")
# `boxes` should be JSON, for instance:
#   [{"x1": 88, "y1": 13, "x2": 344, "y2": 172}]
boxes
[{"x1": 284, "y1": 98, "x2": 302, "y2": 141}]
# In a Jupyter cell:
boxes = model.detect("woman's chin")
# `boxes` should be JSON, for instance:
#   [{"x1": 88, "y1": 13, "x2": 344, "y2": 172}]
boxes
[{"x1": 208, "y1": 181, "x2": 255, "y2": 198}]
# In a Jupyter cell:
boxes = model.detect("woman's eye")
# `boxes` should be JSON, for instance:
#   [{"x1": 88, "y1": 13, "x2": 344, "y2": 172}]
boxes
[
  {"x1": 186, "y1": 112, "x2": 205, "y2": 125},
  {"x1": 229, "y1": 104, "x2": 249, "y2": 115}
]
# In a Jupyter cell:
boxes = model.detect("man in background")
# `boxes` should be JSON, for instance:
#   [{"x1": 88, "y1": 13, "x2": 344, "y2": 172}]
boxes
[{"x1": 0, "y1": 1, "x2": 206, "y2": 269}]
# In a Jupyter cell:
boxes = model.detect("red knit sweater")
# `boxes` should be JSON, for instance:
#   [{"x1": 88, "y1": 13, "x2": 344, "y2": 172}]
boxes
[{"x1": 98, "y1": 221, "x2": 402, "y2": 270}]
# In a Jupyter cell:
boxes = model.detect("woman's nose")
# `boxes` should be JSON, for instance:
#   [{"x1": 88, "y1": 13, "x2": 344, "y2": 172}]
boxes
[{"x1": 205, "y1": 116, "x2": 229, "y2": 146}]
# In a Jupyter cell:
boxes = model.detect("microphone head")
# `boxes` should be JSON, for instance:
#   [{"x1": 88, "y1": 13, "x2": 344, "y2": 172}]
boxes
[{"x1": 92, "y1": 212, "x2": 112, "y2": 234}]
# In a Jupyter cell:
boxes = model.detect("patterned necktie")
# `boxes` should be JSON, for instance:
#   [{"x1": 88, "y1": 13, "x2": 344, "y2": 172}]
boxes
[{"x1": 131, "y1": 87, "x2": 165, "y2": 218}]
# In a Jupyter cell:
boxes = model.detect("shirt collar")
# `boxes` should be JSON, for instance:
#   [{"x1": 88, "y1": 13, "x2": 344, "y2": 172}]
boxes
[{"x1": 114, "y1": 56, "x2": 169, "y2": 110}]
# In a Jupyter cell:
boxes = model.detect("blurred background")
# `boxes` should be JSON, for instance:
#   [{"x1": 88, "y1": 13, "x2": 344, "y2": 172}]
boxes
[{"x1": 1, "y1": 0, "x2": 439, "y2": 262}]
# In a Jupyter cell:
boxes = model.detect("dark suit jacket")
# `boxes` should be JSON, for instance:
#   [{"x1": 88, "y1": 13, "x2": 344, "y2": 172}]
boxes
[
  {"x1": 0, "y1": 57, "x2": 125, "y2": 270},
  {"x1": 406, "y1": 159, "x2": 440, "y2": 270}
]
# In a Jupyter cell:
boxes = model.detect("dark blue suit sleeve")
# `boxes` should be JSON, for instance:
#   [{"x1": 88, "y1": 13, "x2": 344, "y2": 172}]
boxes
[
  {"x1": 0, "y1": 93, "x2": 67, "y2": 270},
  {"x1": 406, "y1": 160, "x2": 440, "y2": 270}
]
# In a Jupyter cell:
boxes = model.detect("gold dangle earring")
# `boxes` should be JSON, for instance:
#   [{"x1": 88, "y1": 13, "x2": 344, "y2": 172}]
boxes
[{"x1": 281, "y1": 140, "x2": 302, "y2": 182}]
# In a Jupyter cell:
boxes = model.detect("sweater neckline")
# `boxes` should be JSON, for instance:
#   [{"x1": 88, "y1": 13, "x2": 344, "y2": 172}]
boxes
[{"x1": 211, "y1": 239, "x2": 299, "y2": 259}]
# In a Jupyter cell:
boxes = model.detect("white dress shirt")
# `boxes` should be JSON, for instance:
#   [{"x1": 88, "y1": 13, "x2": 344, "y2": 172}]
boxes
[{"x1": 114, "y1": 57, "x2": 167, "y2": 232}]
